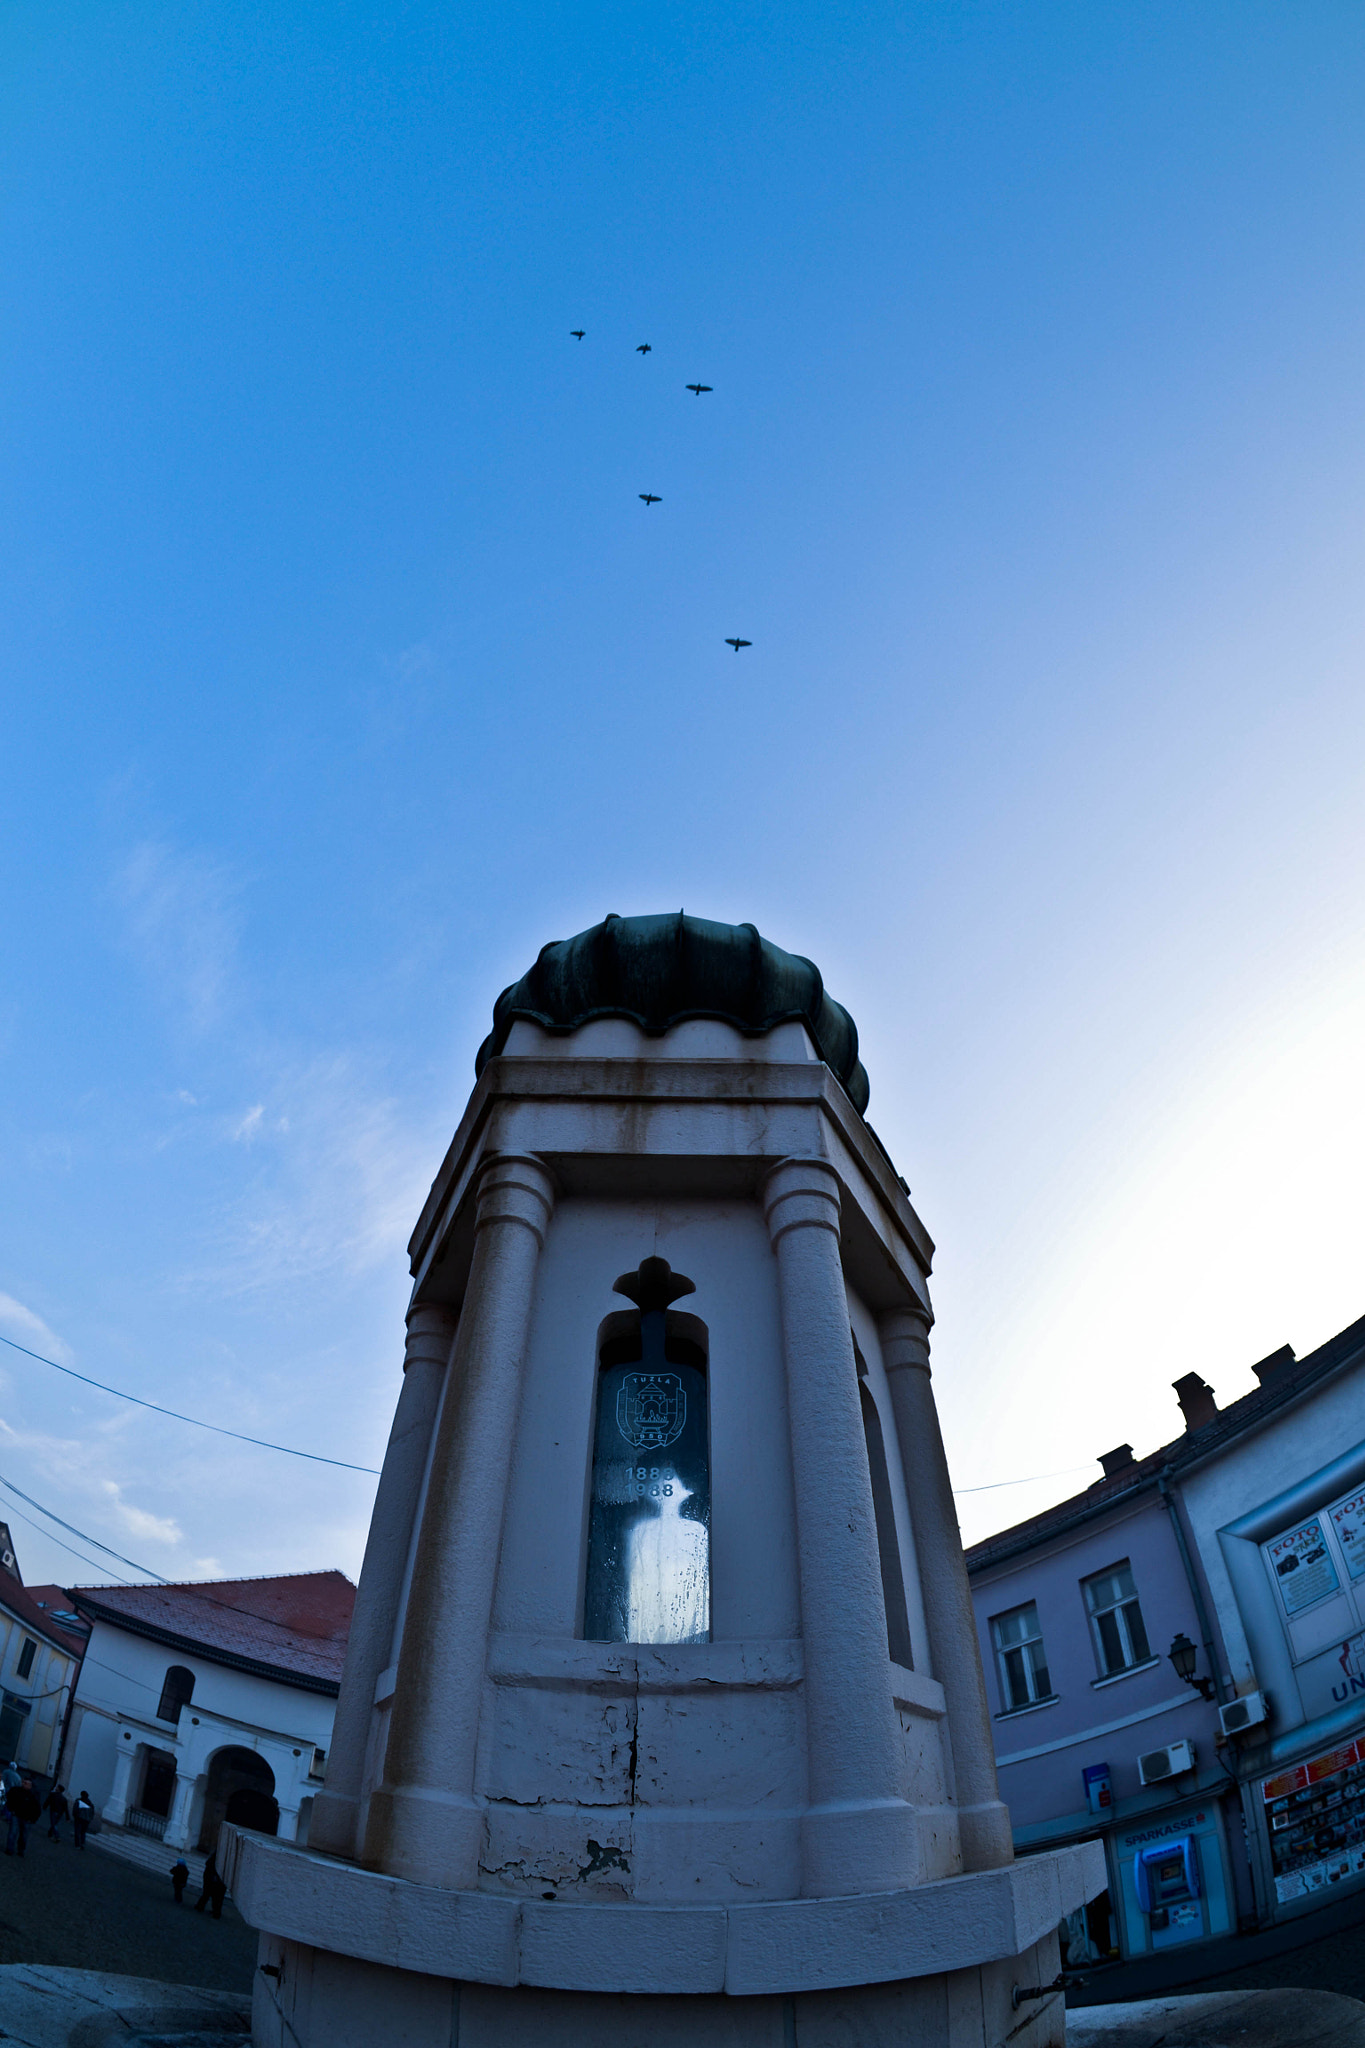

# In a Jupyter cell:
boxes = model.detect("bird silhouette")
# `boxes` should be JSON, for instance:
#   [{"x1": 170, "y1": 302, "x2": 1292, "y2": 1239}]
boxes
[
  {"x1": 686, "y1": 383, "x2": 713, "y2": 396},
  {"x1": 636, "y1": 343, "x2": 652, "y2": 354},
  {"x1": 725, "y1": 638, "x2": 752, "y2": 652},
  {"x1": 639, "y1": 493, "x2": 661, "y2": 506},
  {"x1": 570, "y1": 329, "x2": 585, "y2": 339}
]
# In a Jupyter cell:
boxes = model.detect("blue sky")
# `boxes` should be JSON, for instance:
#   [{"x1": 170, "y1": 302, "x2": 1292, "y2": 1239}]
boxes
[{"x1": 2, "y1": 1, "x2": 1364, "y2": 1584}]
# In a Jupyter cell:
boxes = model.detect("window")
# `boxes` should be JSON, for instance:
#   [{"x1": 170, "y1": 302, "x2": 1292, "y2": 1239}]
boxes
[
  {"x1": 14, "y1": 1639, "x2": 35, "y2": 1681},
  {"x1": 991, "y1": 1602, "x2": 1052, "y2": 1710},
  {"x1": 583, "y1": 1258, "x2": 710, "y2": 1645},
  {"x1": 1084, "y1": 1562, "x2": 1151, "y2": 1677},
  {"x1": 156, "y1": 1665, "x2": 195, "y2": 1725},
  {"x1": 860, "y1": 1382, "x2": 913, "y2": 1668}
]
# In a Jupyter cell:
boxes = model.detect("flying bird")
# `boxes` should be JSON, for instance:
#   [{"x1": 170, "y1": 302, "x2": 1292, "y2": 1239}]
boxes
[
  {"x1": 686, "y1": 383, "x2": 713, "y2": 396},
  {"x1": 570, "y1": 329, "x2": 585, "y2": 339},
  {"x1": 725, "y1": 638, "x2": 752, "y2": 652},
  {"x1": 636, "y1": 343, "x2": 652, "y2": 354},
  {"x1": 639, "y1": 493, "x2": 661, "y2": 506}
]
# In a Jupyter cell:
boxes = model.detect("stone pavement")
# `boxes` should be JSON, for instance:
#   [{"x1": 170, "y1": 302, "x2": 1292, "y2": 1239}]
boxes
[
  {"x1": 0, "y1": 1824, "x2": 254, "y2": 1990},
  {"x1": 1069, "y1": 1988, "x2": 1365, "y2": 2046},
  {"x1": 0, "y1": 1965, "x2": 249, "y2": 2046}
]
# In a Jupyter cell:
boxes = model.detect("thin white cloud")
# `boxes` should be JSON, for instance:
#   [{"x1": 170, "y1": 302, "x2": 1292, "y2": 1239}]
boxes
[
  {"x1": 0, "y1": 1294, "x2": 72, "y2": 1366},
  {"x1": 231, "y1": 1104, "x2": 265, "y2": 1143},
  {"x1": 101, "y1": 1480, "x2": 181, "y2": 1549},
  {"x1": 111, "y1": 840, "x2": 242, "y2": 1033}
]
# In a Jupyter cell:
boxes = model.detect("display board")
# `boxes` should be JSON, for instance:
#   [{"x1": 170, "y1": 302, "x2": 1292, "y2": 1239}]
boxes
[
  {"x1": 1261, "y1": 1738, "x2": 1365, "y2": 1903},
  {"x1": 1266, "y1": 1518, "x2": 1340, "y2": 1616}
]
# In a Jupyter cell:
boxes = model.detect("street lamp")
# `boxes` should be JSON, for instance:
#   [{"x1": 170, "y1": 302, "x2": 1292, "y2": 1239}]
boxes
[{"x1": 1168, "y1": 1632, "x2": 1215, "y2": 1702}]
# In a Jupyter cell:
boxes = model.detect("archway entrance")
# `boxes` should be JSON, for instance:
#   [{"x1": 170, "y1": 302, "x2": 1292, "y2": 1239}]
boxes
[{"x1": 197, "y1": 1745, "x2": 278, "y2": 1850}]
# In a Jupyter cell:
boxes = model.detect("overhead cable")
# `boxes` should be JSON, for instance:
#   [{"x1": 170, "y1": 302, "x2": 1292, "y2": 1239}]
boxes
[
  {"x1": 0, "y1": 1331, "x2": 380, "y2": 1475},
  {"x1": 953, "y1": 1462, "x2": 1097, "y2": 1495},
  {"x1": 0, "y1": 1473, "x2": 167, "y2": 1583}
]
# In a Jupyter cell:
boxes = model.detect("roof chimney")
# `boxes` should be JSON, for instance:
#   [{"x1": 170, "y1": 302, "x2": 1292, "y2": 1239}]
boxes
[
  {"x1": 1252, "y1": 1344, "x2": 1295, "y2": 1386},
  {"x1": 1099, "y1": 1444, "x2": 1135, "y2": 1478},
  {"x1": 1173, "y1": 1372, "x2": 1219, "y2": 1433}
]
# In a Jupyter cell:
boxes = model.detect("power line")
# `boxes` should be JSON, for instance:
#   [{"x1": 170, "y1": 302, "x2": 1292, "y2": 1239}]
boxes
[
  {"x1": 0, "y1": 1496, "x2": 135, "y2": 1583},
  {"x1": 0, "y1": 1474, "x2": 167, "y2": 1583},
  {"x1": 0, "y1": 1331, "x2": 380, "y2": 1475},
  {"x1": 953, "y1": 1462, "x2": 1096, "y2": 1495}
]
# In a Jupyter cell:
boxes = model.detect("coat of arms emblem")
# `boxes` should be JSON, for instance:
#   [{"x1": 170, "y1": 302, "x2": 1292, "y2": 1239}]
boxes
[{"x1": 616, "y1": 1371, "x2": 687, "y2": 1450}]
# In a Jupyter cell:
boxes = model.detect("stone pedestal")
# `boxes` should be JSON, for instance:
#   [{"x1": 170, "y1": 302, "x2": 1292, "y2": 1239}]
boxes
[{"x1": 231, "y1": 914, "x2": 1102, "y2": 2045}]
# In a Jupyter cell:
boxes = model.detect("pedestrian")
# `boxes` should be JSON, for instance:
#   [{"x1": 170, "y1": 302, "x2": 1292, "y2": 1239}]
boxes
[
  {"x1": 170, "y1": 1857, "x2": 190, "y2": 1903},
  {"x1": 71, "y1": 1789, "x2": 94, "y2": 1849},
  {"x1": 0, "y1": 1760, "x2": 19, "y2": 1798},
  {"x1": 194, "y1": 1849, "x2": 227, "y2": 1919},
  {"x1": 44, "y1": 1783, "x2": 68, "y2": 1841},
  {"x1": 5, "y1": 1776, "x2": 40, "y2": 1857}
]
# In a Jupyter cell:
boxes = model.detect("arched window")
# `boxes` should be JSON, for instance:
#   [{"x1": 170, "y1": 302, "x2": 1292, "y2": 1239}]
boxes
[
  {"x1": 861, "y1": 1382, "x2": 913, "y2": 1668},
  {"x1": 584, "y1": 1258, "x2": 710, "y2": 1645},
  {"x1": 156, "y1": 1665, "x2": 195, "y2": 1725}
]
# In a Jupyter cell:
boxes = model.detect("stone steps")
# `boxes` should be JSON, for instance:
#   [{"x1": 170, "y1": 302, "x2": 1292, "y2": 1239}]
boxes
[{"x1": 86, "y1": 1824, "x2": 209, "y2": 1889}]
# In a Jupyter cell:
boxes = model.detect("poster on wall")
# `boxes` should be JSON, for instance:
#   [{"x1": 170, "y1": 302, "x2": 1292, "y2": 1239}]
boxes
[
  {"x1": 1267, "y1": 1518, "x2": 1341, "y2": 1616},
  {"x1": 1262, "y1": 1739, "x2": 1365, "y2": 1905},
  {"x1": 1330, "y1": 1491, "x2": 1365, "y2": 1583}
]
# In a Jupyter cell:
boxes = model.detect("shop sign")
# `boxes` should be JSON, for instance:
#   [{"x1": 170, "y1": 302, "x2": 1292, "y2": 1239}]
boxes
[
  {"x1": 1114, "y1": 1806, "x2": 1211, "y2": 1855},
  {"x1": 1261, "y1": 1736, "x2": 1365, "y2": 1904},
  {"x1": 1266, "y1": 1517, "x2": 1341, "y2": 1617},
  {"x1": 1331, "y1": 1491, "x2": 1365, "y2": 1584}
]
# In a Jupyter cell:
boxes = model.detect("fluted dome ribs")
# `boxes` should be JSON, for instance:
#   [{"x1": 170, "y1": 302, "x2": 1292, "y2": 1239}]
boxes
[{"x1": 475, "y1": 912, "x2": 869, "y2": 1113}]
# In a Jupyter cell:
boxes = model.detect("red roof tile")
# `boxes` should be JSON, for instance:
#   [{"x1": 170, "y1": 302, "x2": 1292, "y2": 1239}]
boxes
[{"x1": 69, "y1": 1571, "x2": 355, "y2": 1693}]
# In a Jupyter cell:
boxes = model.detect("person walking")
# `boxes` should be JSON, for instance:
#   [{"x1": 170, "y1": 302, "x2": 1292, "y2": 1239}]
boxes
[
  {"x1": 0, "y1": 1761, "x2": 20, "y2": 1799},
  {"x1": 170, "y1": 1857, "x2": 189, "y2": 1903},
  {"x1": 193, "y1": 1849, "x2": 227, "y2": 1919},
  {"x1": 71, "y1": 1789, "x2": 94, "y2": 1849},
  {"x1": 5, "y1": 1777, "x2": 40, "y2": 1857},
  {"x1": 44, "y1": 1783, "x2": 68, "y2": 1841}
]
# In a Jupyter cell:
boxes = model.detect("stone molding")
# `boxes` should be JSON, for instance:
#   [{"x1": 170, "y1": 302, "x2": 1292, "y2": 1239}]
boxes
[{"x1": 220, "y1": 1827, "x2": 1104, "y2": 1997}]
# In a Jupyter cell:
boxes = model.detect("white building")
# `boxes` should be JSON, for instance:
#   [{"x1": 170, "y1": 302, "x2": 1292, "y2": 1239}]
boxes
[{"x1": 65, "y1": 1572, "x2": 354, "y2": 1853}]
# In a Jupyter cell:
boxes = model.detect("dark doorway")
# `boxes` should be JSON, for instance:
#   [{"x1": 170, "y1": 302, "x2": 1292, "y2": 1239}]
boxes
[
  {"x1": 197, "y1": 1746, "x2": 277, "y2": 1849},
  {"x1": 139, "y1": 1749, "x2": 177, "y2": 1819}
]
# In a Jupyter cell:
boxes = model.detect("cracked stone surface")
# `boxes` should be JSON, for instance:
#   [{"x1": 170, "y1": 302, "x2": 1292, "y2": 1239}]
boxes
[
  {"x1": 0, "y1": 1965, "x2": 249, "y2": 2047},
  {"x1": 1068, "y1": 1987, "x2": 1365, "y2": 2047}
]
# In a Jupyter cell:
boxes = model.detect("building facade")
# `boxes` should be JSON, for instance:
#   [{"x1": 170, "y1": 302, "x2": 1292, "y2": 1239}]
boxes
[
  {"x1": 967, "y1": 1311, "x2": 1365, "y2": 1981},
  {"x1": 65, "y1": 1572, "x2": 353, "y2": 1852},
  {"x1": 0, "y1": 1532, "x2": 86, "y2": 1781}
]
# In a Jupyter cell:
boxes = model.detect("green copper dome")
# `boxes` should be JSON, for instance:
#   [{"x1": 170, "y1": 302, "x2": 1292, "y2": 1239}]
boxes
[{"x1": 476, "y1": 912, "x2": 869, "y2": 1112}]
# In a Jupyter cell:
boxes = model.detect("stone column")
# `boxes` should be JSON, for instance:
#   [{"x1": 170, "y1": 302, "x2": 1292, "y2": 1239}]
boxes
[
  {"x1": 309, "y1": 1302, "x2": 458, "y2": 1860},
  {"x1": 763, "y1": 1158, "x2": 917, "y2": 1898},
  {"x1": 164, "y1": 1770, "x2": 197, "y2": 1851},
  {"x1": 362, "y1": 1154, "x2": 555, "y2": 1890},
  {"x1": 879, "y1": 1305, "x2": 1013, "y2": 1871},
  {"x1": 104, "y1": 1738, "x2": 137, "y2": 1825}
]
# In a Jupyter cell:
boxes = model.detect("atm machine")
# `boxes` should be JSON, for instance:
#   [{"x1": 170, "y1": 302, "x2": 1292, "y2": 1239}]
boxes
[{"x1": 1133, "y1": 1835, "x2": 1205, "y2": 1948}]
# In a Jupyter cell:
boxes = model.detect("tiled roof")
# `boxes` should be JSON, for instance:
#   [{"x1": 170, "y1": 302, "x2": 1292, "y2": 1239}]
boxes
[
  {"x1": 69, "y1": 1571, "x2": 355, "y2": 1694},
  {"x1": 0, "y1": 1577, "x2": 88, "y2": 1662},
  {"x1": 965, "y1": 1310, "x2": 1365, "y2": 1574},
  {"x1": 22, "y1": 1584, "x2": 92, "y2": 1661}
]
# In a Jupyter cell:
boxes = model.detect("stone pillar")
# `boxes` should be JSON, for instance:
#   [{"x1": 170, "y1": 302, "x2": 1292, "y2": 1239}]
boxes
[
  {"x1": 164, "y1": 1769, "x2": 197, "y2": 1851},
  {"x1": 763, "y1": 1158, "x2": 917, "y2": 1899},
  {"x1": 362, "y1": 1154, "x2": 555, "y2": 1890},
  {"x1": 309, "y1": 1302, "x2": 458, "y2": 1859},
  {"x1": 104, "y1": 1738, "x2": 136, "y2": 1825},
  {"x1": 879, "y1": 1305, "x2": 1013, "y2": 1872}
]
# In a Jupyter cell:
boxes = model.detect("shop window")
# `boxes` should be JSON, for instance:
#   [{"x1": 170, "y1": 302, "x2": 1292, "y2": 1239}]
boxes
[
  {"x1": 991, "y1": 1602, "x2": 1052, "y2": 1710},
  {"x1": 583, "y1": 1258, "x2": 710, "y2": 1645},
  {"x1": 14, "y1": 1639, "x2": 35, "y2": 1680},
  {"x1": 156, "y1": 1665, "x2": 195, "y2": 1725},
  {"x1": 1083, "y1": 1561, "x2": 1151, "y2": 1676},
  {"x1": 860, "y1": 1383, "x2": 913, "y2": 1668}
]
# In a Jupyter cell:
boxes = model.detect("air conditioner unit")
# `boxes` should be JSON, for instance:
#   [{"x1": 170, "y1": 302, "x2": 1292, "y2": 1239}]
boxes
[
  {"x1": 1219, "y1": 1692, "x2": 1268, "y2": 1736},
  {"x1": 1138, "y1": 1738, "x2": 1195, "y2": 1786}
]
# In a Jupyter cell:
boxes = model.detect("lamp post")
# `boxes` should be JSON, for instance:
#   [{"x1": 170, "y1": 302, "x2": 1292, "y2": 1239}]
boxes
[{"x1": 1168, "y1": 1631, "x2": 1215, "y2": 1702}]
